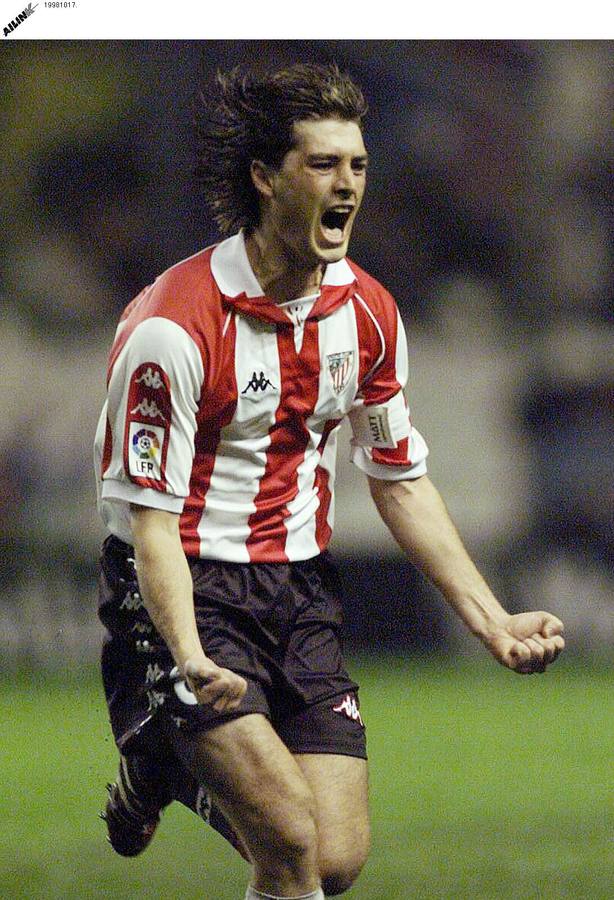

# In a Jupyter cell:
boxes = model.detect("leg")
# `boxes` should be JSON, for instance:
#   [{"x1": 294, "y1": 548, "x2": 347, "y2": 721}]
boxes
[
  {"x1": 101, "y1": 751, "x2": 174, "y2": 857},
  {"x1": 295, "y1": 754, "x2": 370, "y2": 896},
  {"x1": 168, "y1": 753, "x2": 251, "y2": 861},
  {"x1": 167, "y1": 712, "x2": 322, "y2": 897},
  {"x1": 102, "y1": 741, "x2": 252, "y2": 861}
]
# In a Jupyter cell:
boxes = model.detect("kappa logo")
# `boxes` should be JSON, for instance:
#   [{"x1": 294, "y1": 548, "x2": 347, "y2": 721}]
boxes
[
  {"x1": 146, "y1": 688, "x2": 166, "y2": 711},
  {"x1": 120, "y1": 589, "x2": 143, "y2": 611},
  {"x1": 130, "y1": 398, "x2": 166, "y2": 421},
  {"x1": 145, "y1": 663, "x2": 164, "y2": 685},
  {"x1": 135, "y1": 366, "x2": 164, "y2": 389},
  {"x1": 327, "y1": 351, "x2": 354, "y2": 395},
  {"x1": 241, "y1": 370, "x2": 277, "y2": 395},
  {"x1": 195, "y1": 786, "x2": 212, "y2": 822},
  {"x1": 4, "y1": 2, "x2": 37, "y2": 37},
  {"x1": 332, "y1": 693, "x2": 364, "y2": 726}
]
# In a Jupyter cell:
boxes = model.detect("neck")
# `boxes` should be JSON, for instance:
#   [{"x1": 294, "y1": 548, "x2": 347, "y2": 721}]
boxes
[{"x1": 244, "y1": 229, "x2": 325, "y2": 304}]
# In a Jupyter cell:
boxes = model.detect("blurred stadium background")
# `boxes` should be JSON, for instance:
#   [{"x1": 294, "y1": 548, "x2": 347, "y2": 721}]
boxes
[{"x1": 1, "y1": 40, "x2": 612, "y2": 898}]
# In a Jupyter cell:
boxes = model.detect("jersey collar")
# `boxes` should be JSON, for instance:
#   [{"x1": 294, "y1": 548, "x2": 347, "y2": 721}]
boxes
[{"x1": 211, "y1": 231, "x2": 357, "y2": 325}]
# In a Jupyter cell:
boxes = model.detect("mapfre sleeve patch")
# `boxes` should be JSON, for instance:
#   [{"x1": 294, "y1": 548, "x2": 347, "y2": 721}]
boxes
[{"x1": 123, "y1": 363, "x2": 172, "y2": 488}]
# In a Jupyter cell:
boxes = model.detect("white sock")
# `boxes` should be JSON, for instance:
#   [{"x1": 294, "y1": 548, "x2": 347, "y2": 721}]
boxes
[{"x1": 244, "y1": 887, "x2": 325, "y2": 900}]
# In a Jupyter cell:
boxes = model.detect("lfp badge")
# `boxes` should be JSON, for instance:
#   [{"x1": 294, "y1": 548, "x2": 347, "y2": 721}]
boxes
[
  {"x1": 132, "y1": 427, "x2": 159, "y2": 459},
  {"x1": 128, "y1": 423, "x2": 165, "y2": 479}
]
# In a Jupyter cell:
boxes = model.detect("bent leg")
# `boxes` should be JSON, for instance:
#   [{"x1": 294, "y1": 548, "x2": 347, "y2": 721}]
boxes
[
  {"x1": 167, "y1": 713, "x2": 321, "y2": 897},
  {"x1": 295, "y1": 754, "x2": 370, "y2": 896},
  {"x1": 111, "y1": 745, "x2": 251, "y2": 860},
  {"x1": 169, "y1": 760, "x2": 251, "y2": 861}
]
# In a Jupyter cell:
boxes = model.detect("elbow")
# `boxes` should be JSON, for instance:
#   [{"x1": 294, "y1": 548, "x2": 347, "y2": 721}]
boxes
[
  {"x1": 129, "y1": 504, "x2": 182, "y2": 550},
  {"x1": 368, "y1": 473, "x2": 427, "y2": 503}
]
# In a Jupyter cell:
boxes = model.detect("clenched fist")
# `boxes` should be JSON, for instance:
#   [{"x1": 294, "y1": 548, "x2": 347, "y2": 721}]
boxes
[
  {"x1": 485, "y1": 611, "x2": 565, "y2": 675},
  {"x1": 179, "y1": 653, "x2": 248, "y2": 712}
]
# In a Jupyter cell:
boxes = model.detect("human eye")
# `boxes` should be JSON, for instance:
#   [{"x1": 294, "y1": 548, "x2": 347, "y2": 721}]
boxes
[{"x1": 309, "y1": 157, "x2": 335, "y2": 171}]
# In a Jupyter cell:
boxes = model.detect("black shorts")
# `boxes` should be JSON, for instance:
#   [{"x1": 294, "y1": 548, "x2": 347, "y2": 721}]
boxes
[{"x1": 98, "y1": 536, "x2": 366, "y2": 759}]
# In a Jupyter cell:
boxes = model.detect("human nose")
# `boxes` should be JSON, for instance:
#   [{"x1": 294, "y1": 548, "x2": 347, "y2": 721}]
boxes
[{"x1": 333, "y1": 162, "x2": 357, "y2": 197}]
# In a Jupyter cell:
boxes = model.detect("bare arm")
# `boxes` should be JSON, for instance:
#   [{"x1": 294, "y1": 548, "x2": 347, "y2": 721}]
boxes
[
  {"x1": 130, "y1": 505, "x2": 247, "y2": 709},
  {"x1": 368, "y1": 474, "x2": 564, "y2": 673}
]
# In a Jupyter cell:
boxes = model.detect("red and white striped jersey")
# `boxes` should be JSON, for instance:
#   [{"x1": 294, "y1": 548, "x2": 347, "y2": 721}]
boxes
[{"x1": 94, "y1": 232, "x2": 428, "y2": 562}]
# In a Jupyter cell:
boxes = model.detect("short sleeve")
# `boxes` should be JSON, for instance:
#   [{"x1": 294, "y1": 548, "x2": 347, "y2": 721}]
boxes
[
  {"x1": 348, "y1": 306, "x2": 428, "y2": 481},
  {"x1": 99, "y1": 316, "x2": 204, "y2": 512}
]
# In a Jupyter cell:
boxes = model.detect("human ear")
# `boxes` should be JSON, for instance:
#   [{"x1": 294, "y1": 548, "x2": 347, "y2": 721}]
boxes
[{"x1": 250, "y1": 160, "x2": 275, "y2": 200}]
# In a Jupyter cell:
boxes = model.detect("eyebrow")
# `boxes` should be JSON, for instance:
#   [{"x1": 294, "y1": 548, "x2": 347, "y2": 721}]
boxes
[{"x1": 307, "y1": 153, "x2": 369, "y2": 164}]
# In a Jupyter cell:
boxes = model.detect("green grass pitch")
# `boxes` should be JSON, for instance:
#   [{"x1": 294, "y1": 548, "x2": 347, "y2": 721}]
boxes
[{"x1": 1, "y1": 655, "x2": 611, "y2": 899}]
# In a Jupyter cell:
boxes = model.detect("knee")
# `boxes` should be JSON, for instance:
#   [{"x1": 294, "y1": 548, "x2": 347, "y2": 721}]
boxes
[
  {"x1": 251, "y1": 784, "x2": 319, "y2": 868},
  {"x1": 320, "y1": 843, "x2": 370, "y2": 895},
  {"x1": 269, "y1": 811, "x2": 319, "y2": 864},
  {"x1": 321, "y1": 861, "x2": 366, "y2": 896}
]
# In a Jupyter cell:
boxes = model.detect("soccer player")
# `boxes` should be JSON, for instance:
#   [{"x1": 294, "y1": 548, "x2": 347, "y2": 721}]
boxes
[{"x1": 94, "y1": 63, "x2": 565, "y2": 900}]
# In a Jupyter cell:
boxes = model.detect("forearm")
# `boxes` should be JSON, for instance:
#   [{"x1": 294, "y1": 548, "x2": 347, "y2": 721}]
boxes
[
  {"x1": 368, "y1": 474, "x2": 508, "y2": 642},
  {"x1": 129, "y1": 505, "x2": 247, "y2": 707},
  {"x1": 130, "y1": 505, "x2": 204, "y2": 668}
]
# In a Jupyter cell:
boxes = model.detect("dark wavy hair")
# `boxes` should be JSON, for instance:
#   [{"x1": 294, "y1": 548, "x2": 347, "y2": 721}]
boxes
[{"x1": 195, "y1": 63, "x2": 368, "y2": 235}]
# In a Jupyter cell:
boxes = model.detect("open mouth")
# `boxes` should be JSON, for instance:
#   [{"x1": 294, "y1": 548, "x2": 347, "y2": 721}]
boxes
[{"x1": 321, "y1": 207, "x2": 352, "y2": 243}]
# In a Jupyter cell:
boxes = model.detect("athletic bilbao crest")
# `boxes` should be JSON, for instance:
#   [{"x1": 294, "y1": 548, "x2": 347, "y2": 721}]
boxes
[{"x1": 327, "y1": 351, "x2": 354, "y2": 395}]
